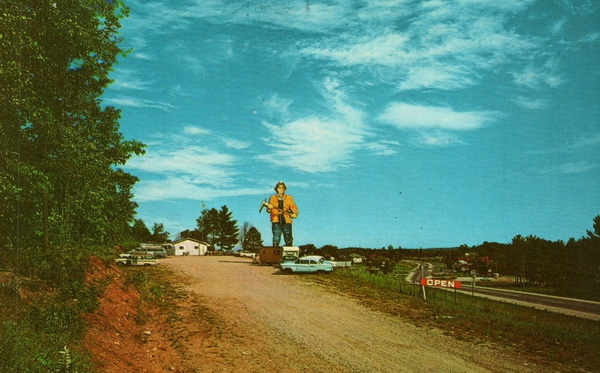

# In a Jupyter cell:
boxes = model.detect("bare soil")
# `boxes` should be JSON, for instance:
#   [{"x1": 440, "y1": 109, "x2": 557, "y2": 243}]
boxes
[
  {"x1": 142, "y1": 256, "x2": 544, "y2": 373},
  {"x1": 81, "y1": 255, "x2": 572, "y2": 372}
]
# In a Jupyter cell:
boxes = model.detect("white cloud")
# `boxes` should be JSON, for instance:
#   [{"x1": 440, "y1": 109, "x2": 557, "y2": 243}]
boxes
[
  {"x1": 260, "y1": 116, "x2": 363, "y2": 173},
  {"x1": 580, "y1": 31, "x2": 600, "y2": 43},
  {"x1": 126, "y1": 146, "x2": 236, "y2": 187},
  {"x1": 123, "y1": 124, "x2": 266, "y2": 201},
  {"x1": 302, "y1": 33, "x2": 411, "y2": 67},
  {"x1": 298, "y1": 1, "x2": 538, "y2": 91},
  {"x1": 133, "y1": 177, "x2": 265, "y2": 202},
  {"x1": 262, "y1": 94, "x2": 293, "y2": 122},
  {"x1": 224, "y1": 139, "x2": 251, "y2": 150},
  {"x1": 513, "y1": 96, "x2": 549, "y2": 110},
  {"x1": 103, "y1": 96, "x2": 174, "y2": 111},
  {"x1": 550, "y1": 18, "x2": 567, "y2": 34},
  {"x1": 133, "y1": 52, "x2": 153, "y2": 60},
  {"x1": 365, "y1": 141, "x2": 400, "y2": 156},
  {"x1": 379, "y1": 103, "x2": 496, "y2": 131},
  {"x1": 399, "y1": 65, "x2": 474, "y2": 91},
  {"x1": 413, "y1": 131, "x2": 465, "y2": 147},
  {"x1": 259, "y1": 78, "x2": 367, "y2": 173},
  {"x1": 534, "y1": 161, "x2": 598, "y2": 175},
  {"x1": 109, "y1": 69, "x2": 153, "y2": 91},
  {"x1": 183, "y1": 126, "x2": 211, "y2": 135},
  {"x1": 512, "y1": 60, "x2": 564, "y2": 89}
]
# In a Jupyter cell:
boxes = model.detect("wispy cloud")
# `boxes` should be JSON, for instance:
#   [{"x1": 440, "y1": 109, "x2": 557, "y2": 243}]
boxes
[
  {"x1": 127, "y1": 146, "x2": 236, "y2": 185},
  {"x1": 298, "y1": 1, "x2": 539, "y2": 91},
  {"x1": 403, "y1": 131, "x2": 463, "y2": 147},
  {"x1": 513, "y1": 96, "x2": 549, "y2": 110},
  {"x1": 534, "y1": 161, "x2": 598, "y2": 175},
  {"x1": 580, "y1": 31, "x2": 600, "y2": 43},
  {"x1": 104, "y1": 96, "x2": 174, "y2": 111},
  {"x1": 124, "y1": 125, "x2": 263, "y2": 201},
  {"x1": 527, "y1": 133, "x2": 600, "y2": 155},
  {"x1": 365, "y1": 141, "x2": 400, "y2": 156},
  {"x1": 109, "y1": 69, "x2": 153, "y2": 91},
  {"x1": 379, "y1": 103, "x2": 496, "y2": 131},
  {"x1": 132, "y1": 177, "x2": 265, "y2": 202},
  {"x1": 224, "y1": 139, "x2": 251, "y2": 150},
  {"x1": 183, "y1": 126, "x2": 211, "y2": 136},
  {"x1": 258, "y1": 77, "x2": 367, "y2": 173},
  {"x1": 512, "y1": 63, "x2": 564, "y2": 89},
  {"x1": 262, "y1": 94, "x2": 293, "y2": 123}
]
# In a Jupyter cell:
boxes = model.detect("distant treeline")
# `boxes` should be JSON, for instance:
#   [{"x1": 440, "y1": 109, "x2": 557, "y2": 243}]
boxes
[{"x1": 302, "y1": 216, "x2": 600, "y2": 301}]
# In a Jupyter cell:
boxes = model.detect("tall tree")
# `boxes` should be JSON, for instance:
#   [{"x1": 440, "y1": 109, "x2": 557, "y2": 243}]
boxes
[
  {"x1": 197, "y1": 205, "x2": 239, "y2": 249},
  {"x1": 587, "y1": 215, "x2": 600, "y2": 239},
  {"x1": 217, "y1": 205, "x2": 239, "y2": 250},
  {"x1": 130, "y1": 218, "x2": 152, "y2": 242},
  {"x1": 0, "y1": 0, "x2": 144, "y2": 253},
  {"x1": 239, "y1": 221, "x2": 251, "y2": 248},
  {"x1": 178, "y1": 229, "x2": 204, "y2": 242},
  {"x1": 242, "y1": 227, "x2": 263, "y2": 253},
  {"x1": 150, "y1": 222, "x2": 169, "y2": 243},
  {"x1": 197, "y1": 208, "x2": 219, "y2": 247}
]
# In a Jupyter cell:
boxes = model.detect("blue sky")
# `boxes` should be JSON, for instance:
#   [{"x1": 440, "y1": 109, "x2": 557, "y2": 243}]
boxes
[{"x1": 103, "y1": 0, "x2": 600, "y2": 249}]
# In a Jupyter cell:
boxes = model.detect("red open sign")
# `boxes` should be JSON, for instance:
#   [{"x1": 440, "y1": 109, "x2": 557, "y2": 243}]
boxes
[{"x1": 420, "y1": 278, "x2": 462, "y2": 289}]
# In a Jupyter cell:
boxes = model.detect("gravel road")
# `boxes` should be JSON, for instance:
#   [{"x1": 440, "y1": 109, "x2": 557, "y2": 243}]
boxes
[{"x1": 163, "y1": 256, "x2": 537, "y2": 373}]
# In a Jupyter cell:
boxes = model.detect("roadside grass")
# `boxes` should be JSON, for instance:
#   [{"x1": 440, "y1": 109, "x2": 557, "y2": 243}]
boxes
[
  {"x1": 0, "y1": 245, "x2": 116, "y2": 373},
  {"x1": 304, "y1": 266, "x2": 600, "y2": 372}
]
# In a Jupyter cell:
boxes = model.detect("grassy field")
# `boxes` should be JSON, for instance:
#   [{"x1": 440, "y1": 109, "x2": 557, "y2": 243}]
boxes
[{"x1": 302, "y1": 265, "x2": 600, "y2": 373}]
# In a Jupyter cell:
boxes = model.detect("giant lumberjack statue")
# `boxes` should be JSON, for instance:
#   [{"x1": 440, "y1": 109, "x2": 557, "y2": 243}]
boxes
[{"x1": 260, "y1": 181, "x2": 298, "y2": 246}]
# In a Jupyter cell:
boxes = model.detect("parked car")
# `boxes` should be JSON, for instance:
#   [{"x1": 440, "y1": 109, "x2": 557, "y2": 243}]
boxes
[
  {"x1": 239, "y1": 250, "x2": 257, "y2": 258},
  {"x1": 119, "y1": 250, "x2": 152, "y2": 258},
  {"x1": 280, "y1": 256, "x2": 334, "y2": 274},
  {"x1": 115, "y1": 255, "x2": 159, "y2": 267},
  {"x1": 136, "y1": 246, "x2": 168, "y2": 258},
  {"x1": 300, "y1": 255, "x2": 335, "y2": 266}
]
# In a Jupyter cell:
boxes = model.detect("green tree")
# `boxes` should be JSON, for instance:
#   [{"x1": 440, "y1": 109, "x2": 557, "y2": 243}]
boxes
[
  {"x1": 197, "y1": 206, "x2": 239, "y2": 249},
  {"x1": 587, "y1": 215, "x2": 600, "y2": 239},
  {"x1": 0, "y1": 0, "x2": 144, "y2": 254},
  {"x1": 130, "y1": 218, "x2": 152, "y2": 242},
  {"x1": 299, "y1": 244, "x2": 317, "y2": 256},
  {"x1": 178, "y1": 228, "x2": 204, "y2": 242},
  {"x1": 320, "y1": 245, "x2": 339, "y2": 259},
  {"x1": 150, "y1": 222, "x2": 169, "y2": 243},
  {"x1": 217, "y1": 205, "x2": 239, "y2": 250},
  {"x1": 197, "y1": 208, "x2": 219, "y2": 247},
  {"x1": 243, "y1": 227, "x2": 263, "y2": 253}
]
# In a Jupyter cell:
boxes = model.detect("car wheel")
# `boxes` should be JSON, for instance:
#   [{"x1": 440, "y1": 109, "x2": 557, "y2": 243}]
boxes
[
  {"x1": 316, "y1": 270, "x2": 325, "y2": 274},
  {"x1": 117, "y1": 261, "x2": 125, "y2": 267},
  {"x1": 283, "y1": 268, "x2": 293, "y2": 275}
]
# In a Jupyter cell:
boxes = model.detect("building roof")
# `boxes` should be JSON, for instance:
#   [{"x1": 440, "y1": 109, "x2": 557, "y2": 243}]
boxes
[{"x1": 172, "y1": 237, "x2": 209, "y2": 245}]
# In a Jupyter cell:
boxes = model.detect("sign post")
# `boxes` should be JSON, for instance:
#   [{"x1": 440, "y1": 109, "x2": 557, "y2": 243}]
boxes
[{"x1": 420, "y1": 264, "x2": 427, "y2": 300}]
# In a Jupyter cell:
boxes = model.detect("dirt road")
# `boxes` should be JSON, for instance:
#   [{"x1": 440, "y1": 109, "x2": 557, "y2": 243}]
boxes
[{"x1": 163, "y1": 256, "x2": 536, "y2": 373}]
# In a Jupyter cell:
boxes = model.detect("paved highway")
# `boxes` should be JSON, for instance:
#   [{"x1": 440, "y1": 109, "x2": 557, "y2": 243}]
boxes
[
  {"x1": 406, "y1": 263, "x2": 600, "y2": 321},
  {"x1": 453, "y1": 283, "x2": 600, "y2": 320}
]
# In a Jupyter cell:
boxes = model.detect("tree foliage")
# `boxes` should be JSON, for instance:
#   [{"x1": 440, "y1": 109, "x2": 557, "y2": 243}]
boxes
[
  {"x1": 130, "y1": 218, "x2": 152, "y2": 243},
  {"x1": 242, "y1": 226, "x2": 263, "y2": 252},
  {"x1": 150, "y1": 222, "x2": 170, "y2": 243},
  {"x1": 197, "y1": 205, "x2": 239, "y2": 250},
  {"x1": 0, "y1": 0, "x2": 144, "y2": 257}
]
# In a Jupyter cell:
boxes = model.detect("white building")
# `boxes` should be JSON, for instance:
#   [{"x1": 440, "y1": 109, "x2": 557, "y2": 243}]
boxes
[{"x1": 172, "y1": 238, "x2": 209, "y2": 256}]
